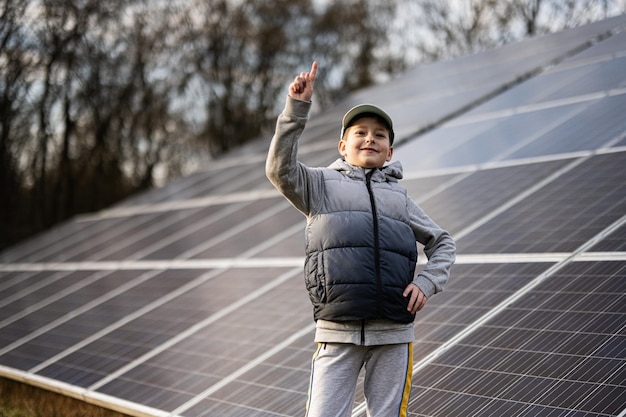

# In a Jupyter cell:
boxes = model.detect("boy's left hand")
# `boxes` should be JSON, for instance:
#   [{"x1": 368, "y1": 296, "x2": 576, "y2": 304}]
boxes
[{"x1": 404, "y1": 283, "x2": 427, "y2": 313}]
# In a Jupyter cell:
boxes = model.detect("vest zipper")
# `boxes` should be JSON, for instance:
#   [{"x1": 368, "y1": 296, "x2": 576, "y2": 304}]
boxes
[
  {"x1": 361, "y1": 320, "x2": 366, "y2": 345},
  {"x1": 365, "y1": 170, "x2": 383, "y2": 318}
]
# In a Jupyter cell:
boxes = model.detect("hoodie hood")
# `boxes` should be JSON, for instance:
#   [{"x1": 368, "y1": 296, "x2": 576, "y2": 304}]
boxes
[{"x1": 328, "y1": 158, "x2": 403, "y2": 182}]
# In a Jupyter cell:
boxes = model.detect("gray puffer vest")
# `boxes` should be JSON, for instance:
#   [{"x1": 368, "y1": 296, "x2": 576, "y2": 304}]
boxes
[{"x1": 305, "y1": 159, "x2": 418, "y2": 324}]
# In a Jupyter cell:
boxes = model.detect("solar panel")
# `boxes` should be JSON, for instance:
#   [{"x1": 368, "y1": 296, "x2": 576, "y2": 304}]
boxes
[
  {"x1": 455, "y1": 152, "x2": 626, "y2": 254},
  {"x1": 1, "y1": 14, "x2": 625, "y2": 417},
  {"x1": 412, "y1": 261, "x2": 626, "y2": 417},
  {"x1": 407, "y1": 158, "x2": 575, "y2": 234}
]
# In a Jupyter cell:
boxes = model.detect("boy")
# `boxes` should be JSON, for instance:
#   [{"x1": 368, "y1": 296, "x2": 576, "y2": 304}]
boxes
[{"x1": 266, "y1": 62, "x2": 456, "y2": 417}]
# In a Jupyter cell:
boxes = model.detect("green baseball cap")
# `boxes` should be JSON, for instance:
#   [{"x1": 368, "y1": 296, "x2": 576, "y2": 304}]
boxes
[{"x1": 341, "y1": 104, "x2": 395, "y2": 144}]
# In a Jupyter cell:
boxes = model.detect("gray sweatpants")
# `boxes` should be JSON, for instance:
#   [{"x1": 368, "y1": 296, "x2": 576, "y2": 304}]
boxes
[{"x1": 305, "y1": 342, "x2": 413, "y2": 417}]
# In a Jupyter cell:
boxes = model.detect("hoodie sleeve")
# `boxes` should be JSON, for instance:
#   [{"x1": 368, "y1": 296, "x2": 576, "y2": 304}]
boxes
[
  {"x1": 408, "y1": 197, "x2": 456, "y2": 298},
  {"x1": 265, "y1": 96, "x2": 320, "y2": 215}
]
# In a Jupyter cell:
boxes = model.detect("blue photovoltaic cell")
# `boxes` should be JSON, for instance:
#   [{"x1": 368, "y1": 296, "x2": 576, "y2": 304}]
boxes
[
  {"x1": 541, "y1": 55, "x2": 626, "y2": 101},
  {"x1": 190, "y1": 200, "x2": 305, "y2": 258},
  {"x1": 588, "y1": 223, "x2": 626, "y2": 252},
  {"x1": 427, "y1": 103, "x2": 586, "y2": 167},
  {"x1": 462, "y1": 63, "x2": 598, "y2": 116},
  {"x1": 411, "y1": 261, "x2": 626, "y2": 417},
  {"x1": 507, "y1": 94, "x2": 626, "y2": 159},
  {"x1": 394, "y1": 119, "x2": 496, "y2": 171},
  {"x1": 456, "y1": 152, "x2": 626, "y2": 254},
  {"x1": 410, "y1": 158, "x2": 573, "y2": 234},
  {"x1": 139, "y1": 198, "x2": 281, "y2": 260}
]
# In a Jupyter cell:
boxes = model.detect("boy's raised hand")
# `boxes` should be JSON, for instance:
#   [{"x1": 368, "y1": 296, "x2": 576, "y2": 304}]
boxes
[{"x1": 289, "y1": 61, "x2": 318, "y2": 102}]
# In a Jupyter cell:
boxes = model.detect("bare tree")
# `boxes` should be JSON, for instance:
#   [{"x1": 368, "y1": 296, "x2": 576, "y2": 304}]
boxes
[
  {"x1": 175, "y1": 0, "x2": 397, "y2": 155},
  {"x1": 1, "y1": 0, "x2": 40, "y2": 247},
  {"x1": 310, "y1": 0, "x2": 399, "y2": 101},
  {"x1": 0, "y1": 0, "x2": 190, "y2": 249},
  {"x1": 391, "y1": 0, "x2": 625, "y2": 64}
]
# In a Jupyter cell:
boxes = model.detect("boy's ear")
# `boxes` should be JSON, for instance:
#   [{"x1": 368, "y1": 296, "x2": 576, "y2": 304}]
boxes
[
  {"x1": 338, "y1": 139, "x2": 346, "y2": 156},
  {"x1": 386, "y1": 146, "x2": 393, "y2": 162}
]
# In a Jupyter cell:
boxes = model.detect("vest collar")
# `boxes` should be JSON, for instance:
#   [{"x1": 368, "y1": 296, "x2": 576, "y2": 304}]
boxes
[{"x1": 328, "y1": 158, "x2": 403, "y2": 182}]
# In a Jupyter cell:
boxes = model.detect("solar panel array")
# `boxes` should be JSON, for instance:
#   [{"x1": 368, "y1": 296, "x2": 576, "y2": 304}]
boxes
[{"x1": 1, "y1": 15, "x2": 625, "y2": 417}]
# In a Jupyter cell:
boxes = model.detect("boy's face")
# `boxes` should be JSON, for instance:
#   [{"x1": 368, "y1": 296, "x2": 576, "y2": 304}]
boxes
[{"x1": 339, "y1": 117, "x2": 393, "y2": 169}]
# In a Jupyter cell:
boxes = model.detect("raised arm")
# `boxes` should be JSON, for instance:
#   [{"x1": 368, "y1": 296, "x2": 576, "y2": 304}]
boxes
[{"x1": 266, "y1": 62, "x2": 322, "y2": 215}]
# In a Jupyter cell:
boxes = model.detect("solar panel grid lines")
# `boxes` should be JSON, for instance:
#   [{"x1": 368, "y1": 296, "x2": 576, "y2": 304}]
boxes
[
  {"x1": 1, "y1": 269, "x2": 217, "y2": 376},
  {"x1": 399, "y1": 89, "x2": 626, "y2": 173},
  {"x1": 0, "y1": 270, "x2": 75, "y2": 309},
  {"x1": 70, "y1": 206, "x2": 234, "y2": 263},
  {"x1": 76, "y1": 208, "x2": 301, "y2": 266},
  {"x1": 113, "y1": 169, "x2": 217, "y2": 208},
  {"x1": 450, "y1": 155, "x2": 589, "y2": 242},
  {"x1": 428, "y1": 51, "x2": 626, "y2": 161},
  {"x1": 87, "y1": 188, "x2": 280, "y2": 220},
  {"x1": 235, "y1": 222, "x2": 304, "y2": 259},
  {"x1": 140, "y1": 198, "x2": 292, "y2": 261},
  {"x1": 0, "y1": 265, "x2": 304, "y2": 416},
  {"x1": 0, "y1": 258, "x2": 306, "y2": 274},
  {"x1": 171, "y1": 164, "x2": 265, "y2": 201},
  {"x1": 75, "y1": 215, "x2": 171, "y2": 262},
  {"x1": 574, "y1": 28, "x2": 626, "y2": 59},
  {"x1": 116, "y1": 159, "x2": 271, "y2": 207},
  {"x1": 587, "y1": 227, "x2": 626, "y2": 253},
  {"x1": 166, "y1": 324, "x2": 314, "y2": 417},
  {"x1": 31, "y1": 270, "x2": 220, "y2": 377},
  {"x1": 347, "y1": 264, "x2": 550, "y2": 417},
  {"x1": 3, "y1": 221, "x2": 616, "y2": 412},
  {"x1": 476, "y1": 266, "x2": 620, "y2": 412},
  {"x1": 188, "y1": 202, "x2": 305, "y2": 259},
  {"x1": 410, "y1": 159, "x2": 576, "y2": 235},
  {"x1": 447, "y1": 92, "x2": 596, "y2": 139},
  {"x1": 408, "y1": 174, "x2": 472, "y2": 208},
  {"x1": 325, "y1": 17, "x2": 626, "y2": 149},
  {"x1": 128, "y1": 209, "x2": 244, "y2": 260},
  {"x1": 0, "y1": 269, "x2": 159, "y2": 357},
  {"x1": 396, "y1": 105, "x2": 580, "y2": 172},
  {"x1": 507, "y1": 95, "x2": 626, "y2": 160},
  {"x1": 541, "y1": 55, "x2": 626, "y2": 101},
  {"x1": 88, "y1": 267, "x2": 303, "y2": 396},
  {"x1": 93, "y1": 270, "x2": 313, "y2": 415},
  {"x1": 460, "y1": 62, "x2": 601, "y2": 117},
  {"x1": 0, "y1": 215, "x2": 128, "y2": 263},
  {"x1": 95, "y1": 209, "x2": 231, "y2": 263},
  {"x1": 398, "y1": 264, "x2": 623, "y2": 415},
  {"x1": 612, "y1": 131, "x2": 626, "y2": 147},
  {"x1": 452, "y1": 103, "x2": 591, "y2": 167},
  {"x1": 474, "y1": 105, "x2": 584, "y2": 165},
  {"x1": 455, "y1": 151, "x2": 626, "y2": 255}
]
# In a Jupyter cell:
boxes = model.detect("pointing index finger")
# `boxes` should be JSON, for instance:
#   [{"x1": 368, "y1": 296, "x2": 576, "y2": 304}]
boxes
[{"x1": 310, "y1": 61, "x2": 318, "y2": 80}]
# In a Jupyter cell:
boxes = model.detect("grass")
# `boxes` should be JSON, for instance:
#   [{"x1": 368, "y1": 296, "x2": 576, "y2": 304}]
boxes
[{"x1": 0, "y1": 377, "x2": 132, "y2": 417}]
